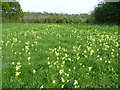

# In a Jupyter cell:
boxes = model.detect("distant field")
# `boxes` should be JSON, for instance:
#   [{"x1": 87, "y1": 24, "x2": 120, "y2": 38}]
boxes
[{"x1": 2, "y1": 23, "x2": 118, "y2": 88}]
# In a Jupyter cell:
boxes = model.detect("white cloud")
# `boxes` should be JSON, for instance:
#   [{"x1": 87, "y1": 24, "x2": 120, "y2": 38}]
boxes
[{"x1": 19, "y1": 0, "x2": 100, "y2": 14}]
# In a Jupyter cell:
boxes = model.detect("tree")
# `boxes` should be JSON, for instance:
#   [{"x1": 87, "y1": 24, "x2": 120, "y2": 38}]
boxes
[
  {"x1": 86, "y1": 13, "x2": 95, "y2": 24},
  {"x1": 1, "y1": 1, "x2": 24, "y2": 22},
  {"x1": 92, "y1": 2, "x2": 119, "y2": 25}
]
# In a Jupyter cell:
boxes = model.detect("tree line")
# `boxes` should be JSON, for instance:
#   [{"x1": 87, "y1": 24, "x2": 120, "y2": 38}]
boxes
[
  {"x1": 1, "y1": 1, "x2": 119, "y2": 25},
  {"x1": 22, "y1": 12, "x2": 89, "y2": 23},
  {"x1": 1, "y1": 2, "x2": 24, "y2": 22},
  {"x1": 92, "y1": 2, "x2": 119, "y2": 25}
]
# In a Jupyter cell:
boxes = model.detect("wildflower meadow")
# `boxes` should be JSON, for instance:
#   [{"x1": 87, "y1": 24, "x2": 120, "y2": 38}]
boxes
[{"x1": 2, "y1": 23, "x2": 118, "y2": 88}]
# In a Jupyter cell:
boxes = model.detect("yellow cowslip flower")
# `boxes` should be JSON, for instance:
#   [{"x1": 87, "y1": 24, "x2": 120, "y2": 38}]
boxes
[
  {"x1": 90, "y1": 50, "x2": 94, "y2": 55},
  {"x1": 61, "y1": 65, "x2": 64, "y2": 67},
  {"x1": 75, "y1": 85, "x2": 80, "y2": 88},
  {"x1": 77, "y1": 57, "x2": 80, "y2": 60},
  {"x1": 62, "y1": 61, "x2": 65, "y2": 65},
  {"x1": 88, "y1": 66, "x2": 93, "y2": 71},
  {"x1": 84, "y1": 55, "x2": 88, "y2": 58},
  {"x1": 105, "y1": 45, "x2": 109, "y2": 48},
  {"x1": 14, "y1": 52, "x2": 17, "y2": 55},
  {"x1": 40, "y1": 85, "x2": 44, "y2": 88},
  {"x1": 112, "y1": 55, "x2": 114, "y2": 57},
  {"x1": 112, "y1": 49, "x2": 114, "y2": 52},
  {"x1": 34, "y1": 41, "x2": 38, "y2": 45},
  {"x1": 47, "y1": 57, "x2": 50, "y2": 60},
  {"x1": 75, "y1": 85, "x2": 77, "y2": 88},
  {"x1": 0, "y1": 47, "x2": 1, "y2": 50},
  {"x1": 76, "y1": 53, "x2": 79, "y2": 56},
  {"x1": 28, "y1": 57, "x2": 31, "y2": 61},
  {"x1": 11, "y1": 62, "x2": 15, "y2": 65},
  {"x1": 57, "y1": 65, "x2": 59, "y2": 68},
  {"x1": 108, "y1": 61, "x2": 111, "y2": 63},
  {"x1": 83, "y1": 65, "x2": 85, "y2": 67},
  {"x1": 54, "y1": 62, "x2": 57, "y2": 65},
  {"x1": 19, "y1": 53, "x2": 21, "y2": 55},
  {"x1": 68, "y1": 58, "x2": 71, "y2": 61},
  {"x1": 52, "y1": 80, "x2": 56, "y2": 84},
  {"x1": 13, "y1": 38, "x2": 17, "y2": 43},
  {"x1": 17, "y1": 62, "x2": 21, "y2": 65},
  {"x1": 100, "y1": 57, "x2": 102, "y2": 61},
  {"x1": 48, "y1": 61, "x2": 50, "y2": 65},
  {"x1": 22, "y1": 48, "x2": 24, "y2": 51},
  {"x1": 66, "y1": 74, "x2": 69, "y2": 77},
  {"x1": 116, "y1": 42, "x2": 118, "y2": 47},
  {"x1": 49, "y1": 65, "x2": 52, "y2": 68},
  {"x1": 57, "y1": 57, "x2": 59, "y2": 60},
  {"x1": 67, "y1": 80, "x2": 69, "y2": 82},
  {"x1": 31, "y1": 44, "x2": 34, "y2": 46},
  {"x1": 65, "y1": 54, "x2": 68, "y2": 57},
  {"x1": 111, "y1": 52, "x2": 113, "y2": 55},
  {"x1": 15, "y1": 72, "x2": 21, "y2": 76},
  {"x1": 28, "y1": 52, "x2": 31, "y2": 55},
  {"x1": 2, "y1": 40, "x2": 4, "y2": 43},
  {"x1": 73, "y1": 67, "x2": 76, "y2": 69},
  {"x1": 5, "y1": 43, "x2": 8, "y2": 46},
  {"x1": 61, "y1": 85, "x2": 64, "y2": 88},
  {"x1": 68, "y1": 69, "x2": 71, "y2": 71},
  {"x1": 61, "y1": 77, "x2": 65, "y2": 83},
  {"x1": 25, "y1": 41, "x2": 30, "y2": 45},
  {"x1": 25, "y1": 46, "x2": 29, "y2": 50},
  {"x1": 87, "y1": 46, "x2": 91, "y2": 51},
  {"x1": 33, "y1": 69, "x2": 36, "y2": 73},
  {"x1": 16, "y1": 65, "x2": 21, "y2": 71},
  {"x1": 84, "y1": 50, "x2": 87, "y2": 53},
  {"x1": 97, "y1": 55, "x2": 100, "y2": 58},
  {"x1": 92, "y1": 38, "x2": 95, "y2": 42},
  {"x1": 55, "y1": 52, "x2": 59, "y2": 56},
  {"x1": 73, "y1": 80, "x2": 78, "y2": 85},
  {"x1": 59, "y1": 69, "x2": 64, "y2": 74},
  {"x1": 80, "y1": 63, "x2": 82, "y2": 66}
]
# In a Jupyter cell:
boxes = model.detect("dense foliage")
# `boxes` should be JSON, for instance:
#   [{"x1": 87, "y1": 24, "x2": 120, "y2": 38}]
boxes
[
  {"x1": 92, "y1": 2, "x2": 119, "y2": 25},
  {"x1": 1, "y1": 2, "x2": 24, "y2": 22},
  {"x1": 1, "y1": 1, "x2": 119, "y2": 25},
  {"x1": 22, "y1": 12, "x2": 89, "y2": 24}
]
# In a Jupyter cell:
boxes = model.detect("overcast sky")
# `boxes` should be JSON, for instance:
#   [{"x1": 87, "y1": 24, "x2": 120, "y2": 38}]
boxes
[{"x1": 19, "y1": 0, "x2": 102, "y2": 14}]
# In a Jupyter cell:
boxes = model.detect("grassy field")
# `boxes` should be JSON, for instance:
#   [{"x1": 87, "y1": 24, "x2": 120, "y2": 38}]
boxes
[{"x1": 2, "y1": 23, "x2": 118, "y2": 88}]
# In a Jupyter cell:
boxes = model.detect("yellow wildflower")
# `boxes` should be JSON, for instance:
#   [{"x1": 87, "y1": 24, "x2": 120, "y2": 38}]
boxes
[
  {"x1": 52, "y1": 80, "x2": 56, "y2": 84},
  {"x1": 15, "y1": 72, "x2": 21, "y2": 76},
  {"x1": 33, "y1": 69, "x2": 36, "y2": 73},
  {"x1": 73, "y1": 80, "x2": 78, "y2": 85},
  {"x1": 88, "y1": 66, "x2": 93, "y2": 71},
  {"x1": 61, "y1": 77, "x2": 65, "y2": 82}
]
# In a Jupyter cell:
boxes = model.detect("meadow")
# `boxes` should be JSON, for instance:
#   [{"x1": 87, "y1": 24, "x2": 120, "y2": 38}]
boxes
[{"x1": 2, "y1": 23, "x2": 118, "y2": 88}]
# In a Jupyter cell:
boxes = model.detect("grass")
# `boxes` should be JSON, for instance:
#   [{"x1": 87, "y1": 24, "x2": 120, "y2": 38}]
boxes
[{"x1": 2, "y1": 23, "x2": 118, "y2": 88}]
